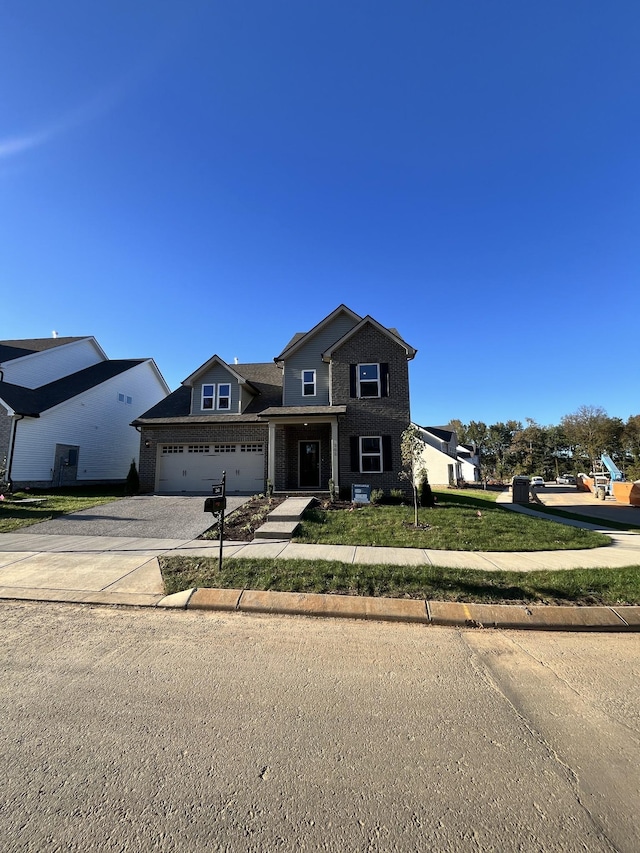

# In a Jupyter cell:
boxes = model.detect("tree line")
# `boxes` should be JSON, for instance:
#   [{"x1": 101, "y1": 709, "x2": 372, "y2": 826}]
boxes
[{"x1": 449, "y1": 406, "x2": 640, "y2": 483}]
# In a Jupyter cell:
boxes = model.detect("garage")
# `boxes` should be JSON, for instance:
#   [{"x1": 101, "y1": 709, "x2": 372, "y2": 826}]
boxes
[{"x1": 157, "y1": 442, "x2": 265, "y2": 494}]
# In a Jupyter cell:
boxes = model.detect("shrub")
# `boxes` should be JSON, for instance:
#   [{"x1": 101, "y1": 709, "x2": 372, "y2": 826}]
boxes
[
  {"x1": 370, "y1": 488, "x2": 384, "y2": 505},
  {"x1": 328, "y1": 478, "x2": 337, "y2": 503},
  {"x1": 420, "y1": 479, "x2": 435, "y2": 507},
  {"x1": 125, "y1": 460, "x2": 140, "y2": 496}
]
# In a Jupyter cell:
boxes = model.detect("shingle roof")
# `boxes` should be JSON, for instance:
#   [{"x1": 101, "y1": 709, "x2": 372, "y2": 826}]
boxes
[
  {"x1": 133, "y1": 362, "x2": 283, "y2": 423},
  {"x1": 0, "y1": 337, "x2": 88, "y2": 362},
  {"x1": 422, "y1": 426, "x2": 455, "y2": 442},
  {"x1": 0, "y1": 360, "x2": 145, "y2": 415}
]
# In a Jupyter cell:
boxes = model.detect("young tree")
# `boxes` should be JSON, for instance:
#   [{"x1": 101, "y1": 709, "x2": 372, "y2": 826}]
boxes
[{"x1": 399, "y1": 425, "x2": 428, "y2": 527}]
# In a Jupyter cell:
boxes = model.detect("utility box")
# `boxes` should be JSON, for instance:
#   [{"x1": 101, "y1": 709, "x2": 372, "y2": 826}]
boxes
[{"x1": 511, "y1": 476, "x2": 531, "y2": 505}]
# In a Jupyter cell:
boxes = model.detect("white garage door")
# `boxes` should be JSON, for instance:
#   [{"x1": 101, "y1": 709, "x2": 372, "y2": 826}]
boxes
[{"x1": 157, "y1": 443, "x2": 265, "y2": 493}]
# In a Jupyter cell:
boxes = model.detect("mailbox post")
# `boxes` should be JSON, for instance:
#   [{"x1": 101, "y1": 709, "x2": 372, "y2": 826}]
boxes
[{"x1": 204, "y1": 471, "x2": 226, "y2": 572}]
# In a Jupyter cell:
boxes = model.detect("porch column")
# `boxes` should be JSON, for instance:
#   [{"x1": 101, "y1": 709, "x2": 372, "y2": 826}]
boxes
[
  {"x1": 267, "y1": 421, "x2": 276, "y2": 486},
  {"x1": 330, "y1": 418, "x2": 339, "y2": 487}
]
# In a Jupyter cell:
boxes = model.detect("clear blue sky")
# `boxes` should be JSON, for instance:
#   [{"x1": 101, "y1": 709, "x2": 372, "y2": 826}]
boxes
[{"x1": 2, "y1": 1, "x2": 639, "y2": 429}]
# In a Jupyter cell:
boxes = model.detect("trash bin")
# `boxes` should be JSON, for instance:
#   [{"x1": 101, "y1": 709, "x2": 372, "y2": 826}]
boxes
[{"x1": 511, "y1": 476, "x2": 531, "y2": 505}]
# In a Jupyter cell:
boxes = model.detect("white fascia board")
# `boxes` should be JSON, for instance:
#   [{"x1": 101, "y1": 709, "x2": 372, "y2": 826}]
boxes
[
  {"x1": 322, "y1": 315, "x2": 417, "y2": 361},
  {"x1": 181, "y1": 354, "x2": 254, "y2": 389},
  {"x1": 0, "y1": 396, "x2": 15, "y2": 416},
  {"x1": 275, "y1": 304, "x2": 362, "y2": 362}
]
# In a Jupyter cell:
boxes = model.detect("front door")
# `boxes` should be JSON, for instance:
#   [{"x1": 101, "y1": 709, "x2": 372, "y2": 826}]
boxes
[{"x1": 299, "y1": 441, "x2": 320, "y2": 488}]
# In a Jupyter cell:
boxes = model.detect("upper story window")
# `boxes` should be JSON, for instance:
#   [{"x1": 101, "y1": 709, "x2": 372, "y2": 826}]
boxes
[
  {"x1": 358, "y1": 364, "x2": 380, "y2": 398},
  {"x1": 302, "y1": 369, "x2": 316, "y2": 397},
  {"x1": 217, "y1": 383, "x2": 231, "y2": 410},
  {"x1": 117, "y1": 393, "x2": 132, "y2": 405},
  {"x1": 202, "y1": 384, "x2": 215, "y2": 410}
]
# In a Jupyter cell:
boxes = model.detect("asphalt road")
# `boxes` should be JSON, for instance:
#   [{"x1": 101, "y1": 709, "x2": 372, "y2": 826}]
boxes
[
  {"x1": 1, "y1": 601, "x2": 638, "y2": 852},
  {"x1": 15, "y1": 494, "x2": 249, "y2": 540}
]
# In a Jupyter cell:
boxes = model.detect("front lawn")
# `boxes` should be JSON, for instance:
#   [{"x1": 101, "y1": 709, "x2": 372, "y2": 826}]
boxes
[
  {"x1": 0, "y1": 488, "x2": 124, "y2": 533},
  {"x1": 292, "y1": 490, "x2": 609, "y2": 552}
]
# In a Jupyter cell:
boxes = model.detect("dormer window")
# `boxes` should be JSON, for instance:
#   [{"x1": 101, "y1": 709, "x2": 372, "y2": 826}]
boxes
[
  {"x1": 217, "y1": 383, "x2": 231, "y2": 410},
  {"x1": 302, "y1": 369, "x2": 316, "y2": 397},
  {"x1": 202, "y1": 385, "x2": 215, "y2": 410},
  {"x1": 358, "y1": 364, "x2": 380, "y2": 398}
]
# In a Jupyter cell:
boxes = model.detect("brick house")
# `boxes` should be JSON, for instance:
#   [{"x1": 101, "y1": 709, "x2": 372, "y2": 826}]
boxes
[{"x1": 133, "y1": 305, "x2": 417, "y2": 496}]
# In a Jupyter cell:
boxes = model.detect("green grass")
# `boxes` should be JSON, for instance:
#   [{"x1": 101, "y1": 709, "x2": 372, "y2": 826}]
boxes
[
  {"x1": 159, "y1": 555, "x2": 640, "y2": 606},
  {"x1": 292, "y1": 490, "x2": 609, "y2": 551},
  {"x1": 0, "y1": 488, "x2": 124, "y2": 533}
]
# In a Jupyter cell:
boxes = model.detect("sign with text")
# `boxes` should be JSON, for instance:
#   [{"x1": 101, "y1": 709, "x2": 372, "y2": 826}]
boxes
[{"x1": 351, "y1": 484, "x2": 371, "y2": 504}]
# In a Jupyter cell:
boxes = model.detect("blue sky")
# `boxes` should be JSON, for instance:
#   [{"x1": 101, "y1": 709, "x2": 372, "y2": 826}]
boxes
[{"x1": 2, "y1": 1, "x2": 639, "y2": 429}]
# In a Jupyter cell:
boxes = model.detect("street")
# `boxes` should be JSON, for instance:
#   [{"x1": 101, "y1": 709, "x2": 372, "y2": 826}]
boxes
[{"x1": 1, "y1": 602, "x2": 638, "y2": 852}]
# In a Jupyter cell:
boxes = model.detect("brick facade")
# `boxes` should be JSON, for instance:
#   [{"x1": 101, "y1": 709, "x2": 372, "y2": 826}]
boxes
[
  {"x1": 138, "y1": 423, "x2": 268, "y2": 493},
  {"x1": 332, "y1": 324, "x2": 412, "y2": 496}
]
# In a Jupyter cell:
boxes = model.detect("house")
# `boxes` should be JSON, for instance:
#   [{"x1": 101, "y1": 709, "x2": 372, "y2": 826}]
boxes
[
  {"x1": 134, "y1": 305, "x2": 417, "y2": 496},
  {"x1": 0, "y1": 336, "x2": 170, "y2": 490},
  {"x1": 414, "y1": 425, "x2": 481, "y2": 486}
]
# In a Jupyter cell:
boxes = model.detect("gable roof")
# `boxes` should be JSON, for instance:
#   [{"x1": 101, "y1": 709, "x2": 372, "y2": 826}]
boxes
[
  {"x1": 181, "y1": 354, "x2": 261, "y2": 393},
  {"x1": 0, "y1": 337, "x2": 104, "y2": 364},
  {"x1": 321, "y1": 315, "x2": 417, "y2": 361},
  {"x1": 418, "y1": 425, "x2": 455, "y2": 442},
  {"x1": 133, "y1": 362, "x2": 283, "y2": 423},
  {"x1": 274, "y1": 304, "x2": 362, "y2": 362},
  {"x1": 0, "y1": 360, "x2": 146, "y2": 416}
]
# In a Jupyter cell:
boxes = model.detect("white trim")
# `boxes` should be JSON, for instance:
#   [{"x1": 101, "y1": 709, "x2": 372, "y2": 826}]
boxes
[
  {"x1": 357, "y1": 363, "x2": 380, "y2": 398},
  {"x1": 302, "y1": 369, "x2": 316, "y2": 397},
  {"x1": 201, "y1": 383, "x2": 215, "y2": 410},
  {"x1": 359, "y1": 435, "x2": 382, "y2": 473},
  {"x1": 217, "y1": 382, "x2": 231, "y2": 410}
]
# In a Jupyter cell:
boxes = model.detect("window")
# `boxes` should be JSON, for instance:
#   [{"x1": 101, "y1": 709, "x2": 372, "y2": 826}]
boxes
[
  {"x1": 188, "y1": 445, "x2": 210, "y2": 453},
  {"x1": 212, "y1": 444, "x2": 236, "y2": 453},
  {"x1": 162, "y1": 446, "x2": 184, "y2": 454},
  {"x1": 202, "y1": 384, "x2": 215, "y2": 410},
  {"x1": 241, "y1": 444, "x2": 263, "y2": 452},
  {"x1": 350, "y1": 363, "x2": 389, "y2": 398},
  {"x1": 360, "y1": 436, "x2": 382, "y2": 472},
  {"x1": 302, "y1": 369, "x2": 316, "y2": 397},
  {"x1": 358, "y1": 364, "x2": 380, "y2": 398},
  {"x1": 217, "y1": 383, "x2": 231, "y2": 410}
]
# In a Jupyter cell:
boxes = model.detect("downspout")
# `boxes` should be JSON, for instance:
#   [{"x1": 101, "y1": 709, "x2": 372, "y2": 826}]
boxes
[{"x1": 6, "y1": 414, "x2": 24, "y2": 492}]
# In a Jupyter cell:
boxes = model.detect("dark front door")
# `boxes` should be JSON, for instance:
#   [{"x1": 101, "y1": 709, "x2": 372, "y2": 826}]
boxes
[{"x1": 299, "y1": 441, "x2": 320, "y2": 488}]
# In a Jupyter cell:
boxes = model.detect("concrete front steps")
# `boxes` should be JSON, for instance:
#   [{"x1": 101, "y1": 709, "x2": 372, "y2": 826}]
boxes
[{"x1": 253, "y1": 496, "x2": 316, "y2": 541}]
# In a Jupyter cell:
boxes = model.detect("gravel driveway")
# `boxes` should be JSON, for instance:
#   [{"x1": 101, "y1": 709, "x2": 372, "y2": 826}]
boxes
[{"x1": 16, "y1": 495, "x2": 250, "y2": 540}]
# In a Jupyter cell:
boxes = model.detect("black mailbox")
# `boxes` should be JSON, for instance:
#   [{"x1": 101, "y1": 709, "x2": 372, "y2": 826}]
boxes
[{"x1": 204, "y1": 497, "x2": 226, "y2": 513}]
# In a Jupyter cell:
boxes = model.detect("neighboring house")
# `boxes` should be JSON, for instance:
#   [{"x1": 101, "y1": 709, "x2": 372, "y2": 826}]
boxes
[
  {"x1": 134, "y1": 305, "x2": 417, "y2": 496},
  {"x1": 0, "y1": 336, "x2": 170, "y2": 489},
  {"x1": 414, "y1": 425, "x2": 481, "y2": 486}
]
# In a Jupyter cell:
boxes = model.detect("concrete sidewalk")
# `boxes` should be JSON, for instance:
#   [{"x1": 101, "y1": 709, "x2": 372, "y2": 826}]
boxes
[{"x1": 0, "y1": 516, "x2": 639, "y2": 630}]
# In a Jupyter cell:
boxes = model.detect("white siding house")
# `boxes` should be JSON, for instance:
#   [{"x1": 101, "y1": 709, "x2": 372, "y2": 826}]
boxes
[
  {"x1": 414, "y1": 424, "x2": 480, "y2": 486},
  {"x1": 0, "y1": 337, "x2": 169, "y2": 489}
]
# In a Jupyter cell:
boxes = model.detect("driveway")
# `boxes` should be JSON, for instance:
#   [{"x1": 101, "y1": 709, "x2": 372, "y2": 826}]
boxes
[
  {"x1": 535, "y1": 484, "x2": 640, "y2": 527},
  {"x1": 15, "y1": 495, "x2": 250, "y2": 541}
]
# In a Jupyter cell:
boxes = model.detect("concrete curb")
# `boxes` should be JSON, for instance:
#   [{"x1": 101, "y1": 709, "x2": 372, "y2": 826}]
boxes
[{"x1": 155, "y1": 587, "x2": 640, "y2": 631}]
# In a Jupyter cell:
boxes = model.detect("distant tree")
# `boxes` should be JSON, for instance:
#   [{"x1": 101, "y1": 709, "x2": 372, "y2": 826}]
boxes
[
  {"x1": 400, "y1": 425, "x2": 429, "y2": 526},
  {"x1": 447, "y1": 419, "x2": 468, "y2": 445},
  {"x1": 561, "y1": 405, "x2": 622, "y2": 471},
  {"x1": 622, "y1": 415, "x2": 640, "y2": 480}
]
